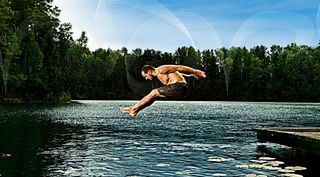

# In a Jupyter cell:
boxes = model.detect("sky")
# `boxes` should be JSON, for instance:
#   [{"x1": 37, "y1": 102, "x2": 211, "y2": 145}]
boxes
[{"x1": 53, "y1": 0, "x2": 320, "y2": 52}]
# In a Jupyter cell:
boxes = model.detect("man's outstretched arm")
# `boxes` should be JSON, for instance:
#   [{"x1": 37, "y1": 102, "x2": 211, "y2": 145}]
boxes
[{"x1": 157, "y1": 65, "x2": 206, "y2": 78}]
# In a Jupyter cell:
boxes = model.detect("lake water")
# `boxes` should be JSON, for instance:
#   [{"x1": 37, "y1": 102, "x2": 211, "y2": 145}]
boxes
[{"x1": 0, "y1": 101, "x2": 319, "y2": 177}]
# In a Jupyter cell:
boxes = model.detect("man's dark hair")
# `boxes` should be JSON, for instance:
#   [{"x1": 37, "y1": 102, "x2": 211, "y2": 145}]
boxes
[{"x1": 141, "y1": 65, "x2": 155, "y2": 73}]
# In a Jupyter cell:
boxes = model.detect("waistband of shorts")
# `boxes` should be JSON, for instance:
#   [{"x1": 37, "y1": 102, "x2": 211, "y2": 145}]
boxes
[{"x1": 167, "y1": 82, "x2": 187, "y2": 86}]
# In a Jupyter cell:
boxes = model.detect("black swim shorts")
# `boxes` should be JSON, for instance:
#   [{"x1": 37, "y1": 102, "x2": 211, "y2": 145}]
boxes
[{"x1": 157, "y1": 83, "x2": 188, "y2": 98}]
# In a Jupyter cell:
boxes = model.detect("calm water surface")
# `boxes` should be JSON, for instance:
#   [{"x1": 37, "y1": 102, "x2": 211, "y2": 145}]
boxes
[{"x1": 0, "y1": 101, "x2": 319, "y2": 177}]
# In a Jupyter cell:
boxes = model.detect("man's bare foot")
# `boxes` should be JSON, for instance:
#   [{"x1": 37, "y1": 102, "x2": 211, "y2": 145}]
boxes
[{"x1": 121, "y1": 107, "x2": 137, "y2": 117}]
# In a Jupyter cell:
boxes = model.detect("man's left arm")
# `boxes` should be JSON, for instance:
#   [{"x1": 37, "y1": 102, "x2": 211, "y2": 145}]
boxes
[{"x1": 176, "y1": 65, "x2": 206, "y2": 78}]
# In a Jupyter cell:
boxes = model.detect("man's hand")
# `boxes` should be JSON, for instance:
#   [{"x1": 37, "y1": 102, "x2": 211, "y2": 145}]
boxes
[{"x1": 194, "y1": 70, "x2": 206, "y2": 78}]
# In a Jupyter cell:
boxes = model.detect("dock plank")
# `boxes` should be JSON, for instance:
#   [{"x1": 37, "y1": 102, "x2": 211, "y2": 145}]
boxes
[{"x1": 256, "y1": 127, "x2": 320, "y2": 154}]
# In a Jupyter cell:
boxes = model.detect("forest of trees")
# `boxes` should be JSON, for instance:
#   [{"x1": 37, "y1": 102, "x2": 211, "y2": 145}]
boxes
[{"x1": 0, "y1": 0, "x2": 319, "y2": 103}]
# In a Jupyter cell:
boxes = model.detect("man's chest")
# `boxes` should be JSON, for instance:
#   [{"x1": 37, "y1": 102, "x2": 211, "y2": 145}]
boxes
[{"x1": 157, "y1": 74, "x2": 169, "y2": 84}]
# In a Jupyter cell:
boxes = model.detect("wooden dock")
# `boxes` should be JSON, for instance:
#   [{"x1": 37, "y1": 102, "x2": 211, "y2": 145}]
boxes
[{"x1": 256, "y1": 127, "x2": 320, "y2": 155}]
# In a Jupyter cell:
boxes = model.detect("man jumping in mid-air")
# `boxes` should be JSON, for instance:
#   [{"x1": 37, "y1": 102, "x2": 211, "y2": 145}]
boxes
[{"x1": 121, "y1": 64, "x2": 206, "y2": 117}]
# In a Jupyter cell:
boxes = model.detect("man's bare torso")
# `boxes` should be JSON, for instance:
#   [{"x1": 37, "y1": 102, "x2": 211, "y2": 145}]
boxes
[{"x1": 156, "y1": 71, "x2": 187, "y2": 85}]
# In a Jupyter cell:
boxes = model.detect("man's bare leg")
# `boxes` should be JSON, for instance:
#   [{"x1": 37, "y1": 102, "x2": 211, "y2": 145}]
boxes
[{"x1": 121, "y1": 89, "x2": 160, "y2": 117}]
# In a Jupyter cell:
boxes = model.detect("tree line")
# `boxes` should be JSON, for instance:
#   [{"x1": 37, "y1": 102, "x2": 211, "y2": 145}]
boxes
[{"x1": 1, "y1": 0, "x2": 319, "y2": 102}]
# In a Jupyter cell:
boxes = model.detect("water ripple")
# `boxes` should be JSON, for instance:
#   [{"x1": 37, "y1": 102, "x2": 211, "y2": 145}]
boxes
[{"x1": 0, "y1": 101, "x2": 319, "y2": 176}]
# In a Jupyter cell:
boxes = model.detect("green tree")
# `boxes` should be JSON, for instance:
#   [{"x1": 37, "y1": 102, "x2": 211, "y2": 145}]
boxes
[{"x1": 0, "y1": 0, "x2": 14, "y2": 98}]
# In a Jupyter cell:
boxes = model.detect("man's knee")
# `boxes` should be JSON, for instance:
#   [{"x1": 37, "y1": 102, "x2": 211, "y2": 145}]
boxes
[{"x1": 150, "y1": 89, "x2": 160, "y2": 97}]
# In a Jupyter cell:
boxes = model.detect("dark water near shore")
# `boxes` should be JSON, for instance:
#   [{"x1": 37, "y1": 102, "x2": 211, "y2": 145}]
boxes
[{"x1": 0, "y1": 101, "x2": 319, "y2": 177}]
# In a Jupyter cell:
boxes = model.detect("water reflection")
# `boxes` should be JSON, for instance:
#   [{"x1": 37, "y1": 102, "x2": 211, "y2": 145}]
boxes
[
  {"x1": 0, "y1": 104, "x2": 88, "y2": 177},
  {"x1": 257, "y1": 143, "x2": 320, "y2": 177}
]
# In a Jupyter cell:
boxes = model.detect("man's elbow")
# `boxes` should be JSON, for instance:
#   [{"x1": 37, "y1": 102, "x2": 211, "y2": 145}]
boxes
[{"x1": 176, "y1": 65, "x2": 184, "y2": 71}]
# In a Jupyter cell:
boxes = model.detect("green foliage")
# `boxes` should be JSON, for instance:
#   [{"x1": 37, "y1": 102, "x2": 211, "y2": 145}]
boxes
[
  {"x1": 0, "y1": 0, "x2": 319, "y2": 102},
  {"x1": 58, "y1": 91, "x2": 71, "y2": 102}
]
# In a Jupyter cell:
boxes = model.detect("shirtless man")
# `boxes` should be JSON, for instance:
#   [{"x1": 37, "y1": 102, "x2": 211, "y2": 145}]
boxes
[{"x1": 121, "y1": 64, "x2": 206, "y2": 117}]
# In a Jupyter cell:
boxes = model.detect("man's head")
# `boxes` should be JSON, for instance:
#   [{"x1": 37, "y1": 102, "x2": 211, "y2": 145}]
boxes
[{"x1": 141, "y1": 65, "x2": 155, "y2": 80}]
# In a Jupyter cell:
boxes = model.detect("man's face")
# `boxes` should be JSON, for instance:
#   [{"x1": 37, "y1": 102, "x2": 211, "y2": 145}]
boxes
[{"x1": 142, "y1": 70, "x2": 153, "y2": 80}]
